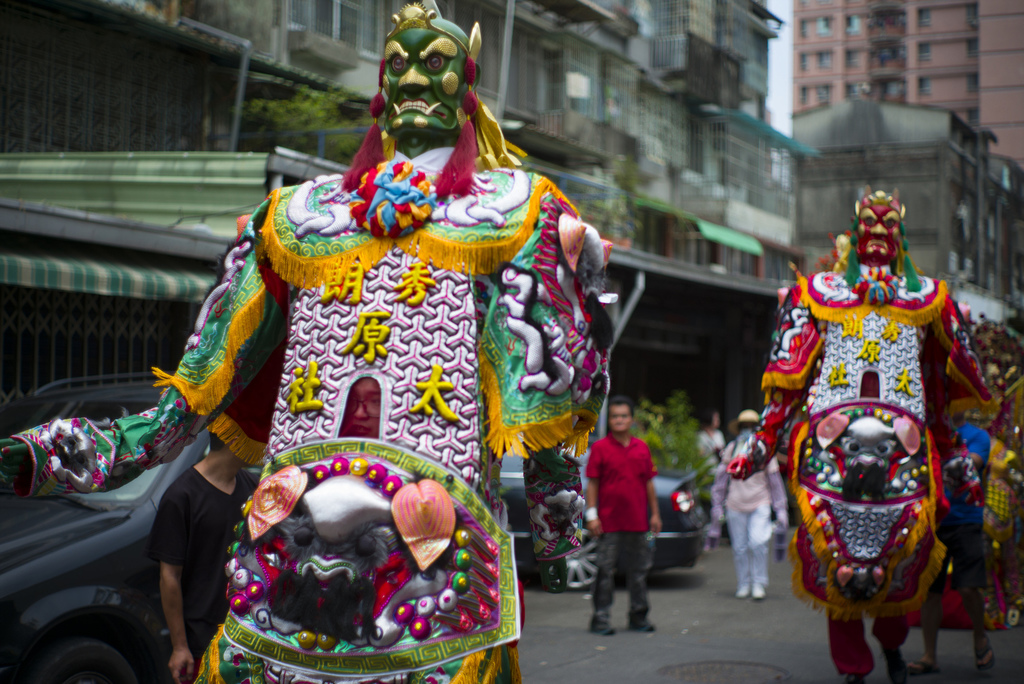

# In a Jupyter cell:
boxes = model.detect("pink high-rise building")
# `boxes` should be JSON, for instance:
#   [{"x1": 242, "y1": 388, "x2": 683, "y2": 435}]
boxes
[{"x1": 793, "y1": 0, "x2": 1024, "y2": 165}]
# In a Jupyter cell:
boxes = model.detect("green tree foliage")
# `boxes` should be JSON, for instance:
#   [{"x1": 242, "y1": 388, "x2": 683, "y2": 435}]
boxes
[
  {"x1": 631, "y1": 390, "x2": 714, "y2": 493},
  {"x1": 240, "y1": 86, "x2": 370, "y2": 163}
]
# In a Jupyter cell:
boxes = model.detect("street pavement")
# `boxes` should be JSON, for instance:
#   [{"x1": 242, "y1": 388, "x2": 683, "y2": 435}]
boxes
[{"x1": 516, "y1": 537, "x2": 1021, "y2": 683}]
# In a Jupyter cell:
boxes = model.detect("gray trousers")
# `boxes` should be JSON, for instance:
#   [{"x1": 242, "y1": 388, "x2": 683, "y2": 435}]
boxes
[{"x1": 591, "y1": 531, "x2": 652, "y2": 626}]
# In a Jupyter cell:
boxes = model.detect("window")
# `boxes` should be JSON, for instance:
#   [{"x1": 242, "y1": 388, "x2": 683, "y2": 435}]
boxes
[
  {"x1": 800, "y1": 86, "x2": 809, "y2": 105},
  {"x1": 800, "y1": 53, "x2": 808, "y2": 71},
  {"x1": 884, "y1": 80, "x2": 903, "y2": 96},
  {"x1": 818, "y1": 51, "x2": 832, "y2": 69},
  {"x1": 816, "y1": 17, "x2": 833, "y2": 37},
  {"x1": 918, "y1": 43, "x2": 931, "y2": 62},
  {"x1": 918, "y1": 8, "x2": 931, "y2": 27},
  {"x1": 967, "y1": 108, "x2": 979, "y2": 125},
  {"x1": 967, "y1": 73, "x2": 979, "y2": 92},
  {"x1": 800, "y1": 20, "x2": 808, "y2": 38},
  {"x1": 846, "y1": 15, "x2": 861, "y2": 35},
  {"x1": 919, "y1": 77, "x2": 931, "y2": 95},
  {"x1": 966, "y1": 3, "x2": 978, "y2": 26},
  {"x1": 817, "y1": 84, "x2": 831, "y2": 103},
  {"x1": 967, "y1": 38, "x2": 979, "y2": 57},
  {"x1": 846, "y1": 83, "x2": 859, "y2": 99},
  {"x1": 846, "y1": 49, "x2": 858, "y2": 67}
]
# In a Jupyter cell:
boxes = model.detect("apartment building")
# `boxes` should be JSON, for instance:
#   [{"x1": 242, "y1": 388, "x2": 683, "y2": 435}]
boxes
[{"x1": 793, "y1": 1, "x2": 1023, "y2": 166}]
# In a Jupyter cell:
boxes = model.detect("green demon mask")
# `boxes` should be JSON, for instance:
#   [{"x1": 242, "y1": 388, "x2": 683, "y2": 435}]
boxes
[{"x1": 382, "y1": 5, "x2": 477, "y2": 158}]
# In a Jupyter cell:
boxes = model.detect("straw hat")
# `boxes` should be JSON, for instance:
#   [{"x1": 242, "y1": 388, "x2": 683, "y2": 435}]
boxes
[{"x1": 728, "y1": 409, "x2": 761, "y2": 436}]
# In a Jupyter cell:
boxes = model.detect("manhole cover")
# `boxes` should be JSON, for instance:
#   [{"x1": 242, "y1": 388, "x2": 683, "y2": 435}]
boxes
[{"x1": 657, "y1": 661, "x2": 791, "y2": 683}]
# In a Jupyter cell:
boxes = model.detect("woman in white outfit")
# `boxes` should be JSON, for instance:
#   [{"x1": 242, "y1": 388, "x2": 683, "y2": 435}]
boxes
[{"x1": 707, "y1": 410, "x2": 789, "y2": 600}]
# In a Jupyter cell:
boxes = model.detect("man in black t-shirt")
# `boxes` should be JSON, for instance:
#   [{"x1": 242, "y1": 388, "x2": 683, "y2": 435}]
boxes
[{"x1": 146, "y1": 434, "x2": 258, "y2": 683}]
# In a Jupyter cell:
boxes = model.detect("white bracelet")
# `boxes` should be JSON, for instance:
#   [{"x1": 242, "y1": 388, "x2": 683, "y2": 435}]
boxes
[{"x1": 585, "y1": 507, "x2": 599, "y2": 522}]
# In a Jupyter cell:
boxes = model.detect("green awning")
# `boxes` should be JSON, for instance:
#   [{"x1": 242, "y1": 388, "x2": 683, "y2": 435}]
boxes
[
  {"x1": 696, "y1": 220, "x2": 764, "y2": 256},
  {"x1": 0, "y1": 243, "x2": 216, "y2": 302},
  {"x1": 632, "y1": 196, "x2": 698, "y2": 222}
]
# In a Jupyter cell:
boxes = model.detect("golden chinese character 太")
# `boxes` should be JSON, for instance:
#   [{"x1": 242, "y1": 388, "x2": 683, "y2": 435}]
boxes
[
  {"x1": 341, "y1": 311, "x2": 392, "y2": 364},
  {"x1": 828, "y1": 363, "x2": 851, "y2": 387},
  {"x1": 881, "y1": 319, "x2": 900, "y2": 343},
  {"x1": 410, "y1": 364, "x2": 459, "y2": 423},
  {"x1": 394, "y1": 262, "x2": 437, "y2": 307},
  {"x1": 322, "y1": 263, "x2": 365, "y2": 305},
  {"x1": 841, "y1": 315, "x2": 863, "y2": 339},
  {"x1": 287, "y1": 361, "x2": 324, "y2": 413},
  {"x1": 856, "y1": 339, "x2": 882, "y2": 364},
  {"x1": 894, "y1": 368, "x2": 916, "y2": 396}
]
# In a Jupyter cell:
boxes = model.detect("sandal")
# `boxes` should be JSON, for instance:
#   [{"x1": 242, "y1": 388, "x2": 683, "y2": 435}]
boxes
[
  {"x1": 975, "y1": 637, "x2": 994, "y2": 671},
  {"x1": 906, "y1": 661, "x2": 940, "y2": 676}
]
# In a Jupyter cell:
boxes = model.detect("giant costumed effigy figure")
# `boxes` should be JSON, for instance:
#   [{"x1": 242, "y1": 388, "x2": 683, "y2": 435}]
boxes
[
  {"x1": 727, "y1": 188, "x2": 995, "y2": 683},
  {"x1": 0, "y1": 4, "x2": 614, "y2": 682}
]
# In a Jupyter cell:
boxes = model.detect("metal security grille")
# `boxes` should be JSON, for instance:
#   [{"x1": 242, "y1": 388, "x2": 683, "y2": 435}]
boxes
[
  {"x1": 0, "y1": 1, "x2": 205, "y2": 153},
  {"x1": 289, "y1": 0, "x2": 383, "y2": 57},
  {"x1": 450, "y1": 0, "x2": 503, "y2": 96},
  {"x1": 603, "y1": 56, "x2": 637, "y2": 132},
  {"x1": 638, "y1": 85, "x2": 686, "y2": 168},
  {"x1": 0, "y1": 285, "x2": 183, "y2": 404}
]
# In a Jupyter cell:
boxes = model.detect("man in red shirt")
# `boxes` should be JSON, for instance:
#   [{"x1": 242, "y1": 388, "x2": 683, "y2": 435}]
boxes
[{"x1": 585, "y1": 395, "x2": 662, "y2": 635}]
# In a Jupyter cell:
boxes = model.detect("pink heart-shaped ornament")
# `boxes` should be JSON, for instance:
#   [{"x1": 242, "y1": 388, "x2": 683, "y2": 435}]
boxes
[
  {"x1": 248, "y1": 465, "x2": 308, "y2": 540},
  {"x1": 893, "y1": 417, "x2": 921, "y2": 455},
  {"x1": 558, "y1": 214, "x2": 587, "y2": 273},
  {"x1": 836, "y1": 565, "x2": 854, "y2": 587},
  {"x1": 392, "y1": 479, "x2": 456, "y2": 570},
  {"x1": 816, "y1": 413, "x2": 851, "y2": 449}
]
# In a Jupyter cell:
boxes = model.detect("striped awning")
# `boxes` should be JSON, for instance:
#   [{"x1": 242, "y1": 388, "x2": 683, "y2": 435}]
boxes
[{"x1": 0, "y1": 243, "x2": 216, "y2": 302}]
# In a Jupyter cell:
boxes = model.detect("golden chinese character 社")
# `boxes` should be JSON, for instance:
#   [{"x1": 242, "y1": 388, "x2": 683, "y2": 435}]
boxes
[
  {"x1": 828, "y1": 363, "x2": 850, "y2": 387},
  {"x1": 287, "y1": 361, "x2": 325, "y2": 413}
]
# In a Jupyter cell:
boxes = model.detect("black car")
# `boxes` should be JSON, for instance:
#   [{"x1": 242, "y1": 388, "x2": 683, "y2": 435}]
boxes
[
  {"x1": 501, "y1": 455, "x2": 707, "y2": 589},
  {"x1": 0, "y1": 380, "x2": 208, "y2": 684}
]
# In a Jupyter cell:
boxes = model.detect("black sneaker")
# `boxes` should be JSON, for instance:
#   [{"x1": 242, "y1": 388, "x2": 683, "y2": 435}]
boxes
[
  {"x1": 883, "y1": 648, "x2": 908, "y2": 684},
  {"x1": 844, "y1": 675, "x2": 865, "y2": 684},
  {"x1": 589, "y1": 622, "x2": 615, "y2": 636},
  {"x1": 628, "y1": 621, "x2": 655, "y2": 632}
]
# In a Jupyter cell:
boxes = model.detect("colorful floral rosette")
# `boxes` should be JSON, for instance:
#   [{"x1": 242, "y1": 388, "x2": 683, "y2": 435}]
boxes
[{"x1": 350, "y1": 161, "x2": 438, "y2": 239}]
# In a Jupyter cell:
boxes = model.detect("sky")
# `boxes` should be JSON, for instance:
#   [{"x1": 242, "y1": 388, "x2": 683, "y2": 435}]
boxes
[{"x1": 766, "y1": 0, "x2": 794, "y2": 136}]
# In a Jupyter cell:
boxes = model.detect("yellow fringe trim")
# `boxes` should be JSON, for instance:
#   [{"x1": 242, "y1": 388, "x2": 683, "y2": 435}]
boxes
[
  {"x1": 761, "y1": 337, "x2": 824, "y2": 391},
  {"x1": 450, "y1": 647, "x2": 503, "y2": 684},
  {"x1": 208, "y1": 413, "x2": 268, "y2": 466},
  {"x1": 507, "y1": 644, "x2": 522, "y2": 684},
  {"x1": 479, "y1": 353, "x2": 578, "y2": 457},
  {"x1": 153, "y1": 286, "x2": 268, "y2": 416},
  {"x1": 787, "y1": 423, "x2": 948, "y2": 621},
  {"x1": 194, "y1": 625, "x2": 225, "y2": 684},
  {"x1": 259, "y1": 178, "x2": 564, "y2": 289},
  {"x1": 797, "y1": 275, "x2": 947, "y2": 328}
]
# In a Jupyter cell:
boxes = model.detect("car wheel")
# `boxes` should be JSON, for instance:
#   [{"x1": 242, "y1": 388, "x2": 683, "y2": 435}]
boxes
[
  {"x1": 20, "y1": 636, "x2": 139, "y2": 684},
  {"x1": 565, "y1": 531, "x2": 599, "y2": 590}
]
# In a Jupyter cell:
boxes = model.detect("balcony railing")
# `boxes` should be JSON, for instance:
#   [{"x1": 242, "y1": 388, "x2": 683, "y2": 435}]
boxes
[
  {"x1": 652, "y1": 35, "x2": 687, "y2": 71},
  {"x1": 868, "y1": 16, "x2": 906, "y2": 42},
  {"x1": 869, "y1": 55, "x2": 906, "y2": 76}
]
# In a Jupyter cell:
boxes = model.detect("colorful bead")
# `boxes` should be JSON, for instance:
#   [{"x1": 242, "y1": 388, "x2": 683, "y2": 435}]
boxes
[
  {"x1": 230, "y1": 594, "x2": 250, "y2": 614},
  {"x1": 366, "y1": 463, "x2": 388, "y2": 485},
  {"x1": 451, "y1": 572, "x2": 470, "y2": 593},
  {"x1": 454, "y1": 549, "x2": 472, "y2": 570},
  {"x1": 394, "y1": 603, "x2": 415, "y2": 625},
  {"x1": 245, "y1": 582, "x2": 265, "y2": 601},
  {"x1": 409, "y1": 617, "x2": 432, "y2": 640},
  {"x1": 234, "y1": 521, "x2": 246, "y2": 539},
  {"x1": 242, "y1": 500, "x2": 253, "y2": 516},
  {"x1": 311, "y1": 465, "x2": 331, "y2": 482},
  {"x1": 438, "y1": 588, "x2": 458, "y2": 612},
  {"x1": 416, "y1": 596, "x2": 437, "y2": 616},
  {"x1": 331, "y1": 457, "x2": 351, "y2": 476},
  {"x1": 453, "y1": 528, "x2": 472, "y2": 548},
  {"x1": 317, "y1": 633, "x2": 337, "y2": 650},
  {"x1": 381, "y1": 475, "x2": 404, "y2": 496},
  {"x1": 296, "y1": 631, "x2": 317, "y2": 650},
  {"x1": 350, "y1": 458, "x2": 369, "y2": 476},
  {"x1": 231, "y1": 568, "x2": 252, "y2": 589}
]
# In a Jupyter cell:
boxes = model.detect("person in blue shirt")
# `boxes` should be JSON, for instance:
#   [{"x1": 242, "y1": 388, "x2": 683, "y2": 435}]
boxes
[{"x1": 908, "y1": 413, "x2": 994, "y2": 675}]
